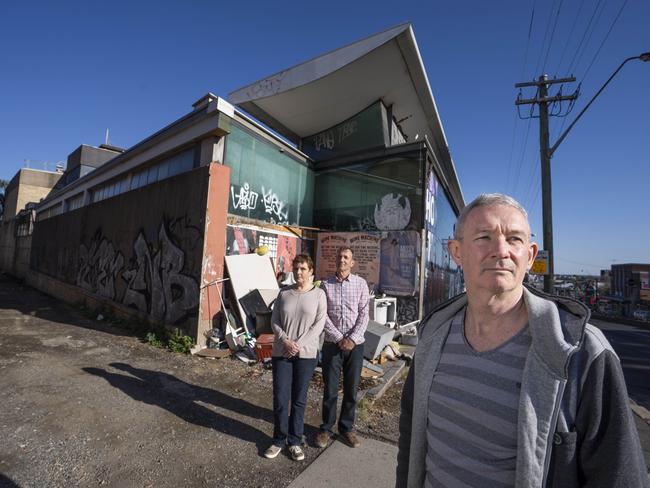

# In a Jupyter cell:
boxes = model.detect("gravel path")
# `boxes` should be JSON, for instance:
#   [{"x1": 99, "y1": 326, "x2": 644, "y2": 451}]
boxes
[{"x1": 0, "y1": 274, "x2": 403, "y2": 487}]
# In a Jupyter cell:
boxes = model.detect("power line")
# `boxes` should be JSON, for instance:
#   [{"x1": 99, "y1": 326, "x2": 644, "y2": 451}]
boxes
[
  {"x1": 541, "y1": 0, "x2": 565, "y2": 73},
  {"x1": 533, "y1": 0, "x2": 560, "y2": 76},
  {"x1": 508, "y1": 0, "x2": 538, "y2": 194},
  {"x1": 554, "y1": 0, "x2": 587, "y2": 75},
  {"x1": 581, "y1": 0, "x2": 629, "y2": 83},
  {"x1": 567, "y1": 0, "x2": 603, "y2": 73}
]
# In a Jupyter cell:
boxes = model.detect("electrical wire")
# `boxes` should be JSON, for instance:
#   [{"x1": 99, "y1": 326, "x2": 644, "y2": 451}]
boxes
[
  {"x1": 567, "y1": 0, "x2": 607, "y2": 75},
  {"x1": 509, "y1": 0, "x2": 538, "y2": 194},
  {"x1": 534, "y1": 0, "x2": 560, "y2": 76},
  {"x1": 541, "y1": 0, "x2": 565, "y2": 73},
  {"x1": 581, "y1": 0, "x2": 629, "y2": 83},
  {"x1": 554, "y1": 0, "x2": 587, "y2": 75}
]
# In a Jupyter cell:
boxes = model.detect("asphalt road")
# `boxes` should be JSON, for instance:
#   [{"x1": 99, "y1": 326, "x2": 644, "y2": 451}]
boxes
[{"x1": 591, "y1": 318, "x2": 650, "y2": 411}]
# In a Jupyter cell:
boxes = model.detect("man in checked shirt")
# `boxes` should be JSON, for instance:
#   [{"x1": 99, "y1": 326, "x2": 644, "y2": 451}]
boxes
[{"x1": 315, "y1": 247, "x2": 370, "y2": 449}]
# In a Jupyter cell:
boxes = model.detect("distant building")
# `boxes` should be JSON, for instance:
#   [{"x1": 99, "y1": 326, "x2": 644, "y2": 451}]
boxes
[
  {"x1": 2, "y1": 168, "x2": 62, "y2": 220},
  {"x1": 611, "y1": 263, "x2": 650, "y2": 315}
]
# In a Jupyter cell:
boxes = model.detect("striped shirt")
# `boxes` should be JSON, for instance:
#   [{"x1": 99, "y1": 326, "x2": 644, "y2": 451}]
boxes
[
  {"x1": 320, "y1": 274, "x2": 369, "y2": 345},
  {"x1": 425, "y1": 309, "x2": 531, "y2": 488}
]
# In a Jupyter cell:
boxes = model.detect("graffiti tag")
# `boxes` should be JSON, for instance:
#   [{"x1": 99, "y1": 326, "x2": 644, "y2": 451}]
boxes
[{"x1": 122, "y1": 224, "x2": 199, "y2": 324}]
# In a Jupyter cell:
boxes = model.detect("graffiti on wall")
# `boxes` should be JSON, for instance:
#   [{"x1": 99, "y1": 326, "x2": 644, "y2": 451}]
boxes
[
  {"x1": 230, "y1": 181, "x2": 290, "y2": 225},
  {"x1": 374, "y1": 193, "x2": 411, "y2": 230},
  {"x1": 231, "y1": 183, "x2": 259, "y2": 211},
  {"x1": 77, "y1": 234, "x2": 125, "y2": 301},
  {"x1": 262, "y1": 186, "x2": 289, "y2": 223},
  {"x1": 77, "y1": 221, "x2": 199, "y2": 324},
  {"x1": 397, "y1": 296, "x2": 418, "y2": 324},
  {"x1": 122, "y1": 224, "x2": 199, "y2": 323}
]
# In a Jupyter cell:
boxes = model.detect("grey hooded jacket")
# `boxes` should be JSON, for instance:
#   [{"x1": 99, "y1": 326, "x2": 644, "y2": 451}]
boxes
[{"x1": 397, "y1": 286, "x2": 649, "y2": 487}]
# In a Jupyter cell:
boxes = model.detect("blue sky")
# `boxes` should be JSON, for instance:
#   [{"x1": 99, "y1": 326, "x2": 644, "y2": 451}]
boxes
[{"x1": 1, "y1": 0, "x2": 648, "y2": 274}]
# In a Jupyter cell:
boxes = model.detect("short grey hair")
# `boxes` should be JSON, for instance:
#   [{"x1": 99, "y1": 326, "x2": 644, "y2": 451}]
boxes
[{"x1": 454, "y1": 193, "x2": 529, "y2": 239}]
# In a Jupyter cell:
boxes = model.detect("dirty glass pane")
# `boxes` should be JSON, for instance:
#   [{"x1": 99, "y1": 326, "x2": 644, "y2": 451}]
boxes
[
  {"x1": 313, "y1": 154, "x2": 422, "y2": 232},
  {"x1": 423, "y1": 170, "x2": 462, "y2": 312},
  {"x1": 224, "y1": 123, "x2": 314, "y2": 226},
  {"x1": 301, "y1": 102, "x2": 388, "y2": 161}
]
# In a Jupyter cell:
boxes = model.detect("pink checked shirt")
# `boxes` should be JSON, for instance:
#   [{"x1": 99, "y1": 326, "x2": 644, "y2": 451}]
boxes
[{"x1": 320, "y1": 273, "x2": 370, "y2": 345}]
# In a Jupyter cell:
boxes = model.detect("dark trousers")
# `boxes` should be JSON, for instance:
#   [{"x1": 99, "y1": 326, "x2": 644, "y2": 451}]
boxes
[
  {"x1": 272, "y1": 356, "x2": 317, "y2": 447},
  {"x1": 320, "y1": 342, "x2": 364, "y2": 435}
]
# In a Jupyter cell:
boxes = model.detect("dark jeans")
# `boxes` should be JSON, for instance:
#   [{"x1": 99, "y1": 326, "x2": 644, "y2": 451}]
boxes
[
  {"x1": 272, "y1": 356, "x2": 318, "y2": 447},
  {"x1": 320, "y1": 342, "x2": 364, "y2": 435}
]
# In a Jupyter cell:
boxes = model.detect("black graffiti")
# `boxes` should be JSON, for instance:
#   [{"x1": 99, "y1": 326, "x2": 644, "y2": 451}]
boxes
[
  {"x1": 397, "y1": 296, "x2": 418, "y2": 324},
  {"x1": 77, "y1": 232, "x2": 124, "y2": 300},
  {"x1": 121, "y1": 224, "x2": 199, "y2": 323}
]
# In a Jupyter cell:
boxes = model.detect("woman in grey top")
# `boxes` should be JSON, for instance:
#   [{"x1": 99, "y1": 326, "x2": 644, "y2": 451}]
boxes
[{"x1": 264, "y1": 254, "x2": 327, "y2": 461}]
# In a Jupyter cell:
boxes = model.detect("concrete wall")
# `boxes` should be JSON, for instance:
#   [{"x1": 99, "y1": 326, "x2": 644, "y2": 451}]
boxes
[
  {"x1": 4, "y1": 169, "x2": 62, "y2": 219},
  {"x1": 0, "y1": 220, "x2": 16, "y2": 273},
  {"x1": 29, "y1": 166, "x2": 211, "y2": 336}
]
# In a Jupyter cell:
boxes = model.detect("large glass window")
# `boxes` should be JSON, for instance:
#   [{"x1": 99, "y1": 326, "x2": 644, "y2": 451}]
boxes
[
  {"x1": 423, "y1": 169, "x2": 462, "y2": 312},
  {"x1": 313, "y1": 154, "x2": 422, "y2": 232},
  {"x1": 301, "y1": 102, "x2": 388, "y2": 161},
  {"x1": 225, "y1": 123, "x2": 314, "y2": 226}
]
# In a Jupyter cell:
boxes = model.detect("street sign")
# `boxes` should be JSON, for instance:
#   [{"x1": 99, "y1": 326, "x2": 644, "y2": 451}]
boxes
[{"x1": 531, "y1": 250, "x2": 549, "y2": 275}]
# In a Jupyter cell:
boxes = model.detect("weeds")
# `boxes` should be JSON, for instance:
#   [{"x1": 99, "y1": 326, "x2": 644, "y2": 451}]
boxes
[
  {"x1": 167, "y1": 328, "x2": 194, "y2": 354},
  {"x1": 145, "y1": 332, "x2": 165, "y2": 348}
]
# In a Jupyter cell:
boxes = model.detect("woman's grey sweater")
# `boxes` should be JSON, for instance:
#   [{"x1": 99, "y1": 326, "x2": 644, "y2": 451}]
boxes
[{"x1": 271, "y1": 286, "x2": 327, "y2": 359}]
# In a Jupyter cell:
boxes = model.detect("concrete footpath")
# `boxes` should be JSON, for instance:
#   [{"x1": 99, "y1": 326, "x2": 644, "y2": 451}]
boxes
[
  {"x1": 290, "y1": 412, "x2": 650, "y2": 488},
  {"x1": 288, "y1": 436, "x2": 397, "y2": 488}
]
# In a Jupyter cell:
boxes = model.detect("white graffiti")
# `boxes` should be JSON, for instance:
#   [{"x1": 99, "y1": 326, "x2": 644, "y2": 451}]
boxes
[
  {"x1": 231, "y1": 183, "x2": 259, "y2": 211},
  {"x1": 374, "y1": 193, "x2": 411, "y2": 230},
  {"x1": 262, "y1": 186, "x2": 288, "y2": 223},
  {"x1": 122, "y1": 224, "x2": 199, "y2": 324},
  {"x1": 312, "y1": 120, "x2": 358, "y2": 152}
]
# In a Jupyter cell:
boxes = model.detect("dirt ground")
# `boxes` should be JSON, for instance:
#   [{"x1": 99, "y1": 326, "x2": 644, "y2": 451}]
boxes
[{"x1": 0, "y1": 274, "x2": 402, "y2": 488}]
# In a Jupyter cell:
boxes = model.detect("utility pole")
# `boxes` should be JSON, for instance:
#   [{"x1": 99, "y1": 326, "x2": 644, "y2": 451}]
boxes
[{"x1": 515, "y1": 76, "x2": 578, "y2": 294}]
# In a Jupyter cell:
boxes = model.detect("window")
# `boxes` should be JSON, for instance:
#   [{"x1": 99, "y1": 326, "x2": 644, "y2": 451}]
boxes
[
  {"x1": 314, "y1": 154, "x2": 422, "y2": 231},
  {"x1": 225, "y1": 123, "x2": 314, "y2": 226}
]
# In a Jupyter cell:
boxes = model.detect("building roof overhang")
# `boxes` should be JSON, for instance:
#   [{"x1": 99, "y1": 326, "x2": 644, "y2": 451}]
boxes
[{"x1": 229, "y1": 23, "x2": 464, "y2": 211}]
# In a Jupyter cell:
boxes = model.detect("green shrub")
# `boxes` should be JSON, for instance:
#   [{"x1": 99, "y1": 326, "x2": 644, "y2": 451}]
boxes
[
  {"x1": 145, "y1": 332, "x2": 165, "y2": 348},
  {"x1": 167, "y1": 328, "x2": 193, "y2": 354}
]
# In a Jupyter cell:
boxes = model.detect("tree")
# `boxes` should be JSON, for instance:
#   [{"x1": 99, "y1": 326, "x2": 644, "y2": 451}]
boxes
[{"x1": 0, "y1": 178, "x2": 8, "y2": 220}]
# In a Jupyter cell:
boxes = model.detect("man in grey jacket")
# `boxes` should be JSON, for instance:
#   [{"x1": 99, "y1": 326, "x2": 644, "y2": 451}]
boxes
[{"x1": 397, "y1": 193, "x2": 648, "y2": 487}]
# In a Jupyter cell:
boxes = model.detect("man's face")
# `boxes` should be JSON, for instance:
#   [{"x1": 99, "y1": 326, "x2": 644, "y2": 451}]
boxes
[
  {"x1": 336, "y1": 249, "x2": 355, "y2": 275},
  {"x1": 448, "y1": 204, "x2": 538, "y2": 296}
]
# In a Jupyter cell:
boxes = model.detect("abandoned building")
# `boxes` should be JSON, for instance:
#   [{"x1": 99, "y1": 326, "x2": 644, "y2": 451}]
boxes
[{"x1": 0, "y1": 23, "x2": 464, "y2": 348}]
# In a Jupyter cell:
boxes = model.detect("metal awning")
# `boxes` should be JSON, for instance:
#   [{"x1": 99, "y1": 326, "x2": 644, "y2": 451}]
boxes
[{"x1": 228, "y1": 23, "x2": 464, "y2": 211}]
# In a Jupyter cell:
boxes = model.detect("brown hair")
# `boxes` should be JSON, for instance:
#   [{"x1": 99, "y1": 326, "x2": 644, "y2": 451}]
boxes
[
  {"x1": 292, "y1": 254, "x2": 314, "y2": 271},
  {"x1": 337, "y1": 246, "x2": 354, "y2": 258}
]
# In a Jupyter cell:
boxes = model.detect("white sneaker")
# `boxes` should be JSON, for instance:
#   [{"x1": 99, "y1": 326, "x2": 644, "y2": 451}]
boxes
[
  {"x1": 264, "y1": 444, "x2": 282, "y2": 459},
  {"x1": 289, "y1": 445, "x2": 305, "y2": 461}
]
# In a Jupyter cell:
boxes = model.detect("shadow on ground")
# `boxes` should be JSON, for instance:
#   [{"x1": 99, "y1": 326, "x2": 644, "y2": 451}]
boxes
[
  {"x1": 83, "y1": 362, "x2": 277, "y2": 454},
  {"x1": 0, "y1": 273, "x2": 148, "y2": 340}
]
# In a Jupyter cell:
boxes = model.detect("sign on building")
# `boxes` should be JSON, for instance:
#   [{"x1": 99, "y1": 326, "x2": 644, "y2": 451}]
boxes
[{"x1": 531, "y1": 250, "x2": 549, "y2": 275}]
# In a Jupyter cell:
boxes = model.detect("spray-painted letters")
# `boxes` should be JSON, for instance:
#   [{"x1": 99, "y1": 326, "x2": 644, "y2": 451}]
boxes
[
  {"x1": 77, "y1": 233, "x2": 125, "y2": 300},
  {"x1": 77, "y1": 222, "x2": 199, "y2": 324},
  {"x1": 121, "y1": 224, "x2": 199, "y2": 323}
]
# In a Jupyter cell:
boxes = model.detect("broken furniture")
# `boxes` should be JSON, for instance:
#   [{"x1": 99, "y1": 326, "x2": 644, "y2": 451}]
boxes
[
  {"x1": 239, "y1": 288, "x2": 279, "y2": 335},
  {"x1": 224, "y1": 254, "x2": 279, "y2": 334},
  {"x1": 363, "y1": 320, "x2": 395, "y2": 360},
  {"x1": 369, "y1": 296, "x2": 397, "y2": 326}
]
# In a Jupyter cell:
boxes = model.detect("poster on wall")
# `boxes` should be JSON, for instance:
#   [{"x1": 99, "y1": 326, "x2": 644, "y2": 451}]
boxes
[
  {"x1": 226, "y1": 225, "x2": 298, "y2": 275},
  {"x1": 316, "y1": 232, "x2": 381, "y2": 290},
  {"x1": 379, "y1": 231, "x2": 420, "y2": 295}
]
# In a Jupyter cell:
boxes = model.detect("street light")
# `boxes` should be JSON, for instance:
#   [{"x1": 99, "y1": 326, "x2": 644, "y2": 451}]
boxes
[
  {"x1": 549, "y1": 52, "x2": 650, "y2": 158},
  {"x1": 518, "y1": 52, "x2": 649, "y2": 294}
]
